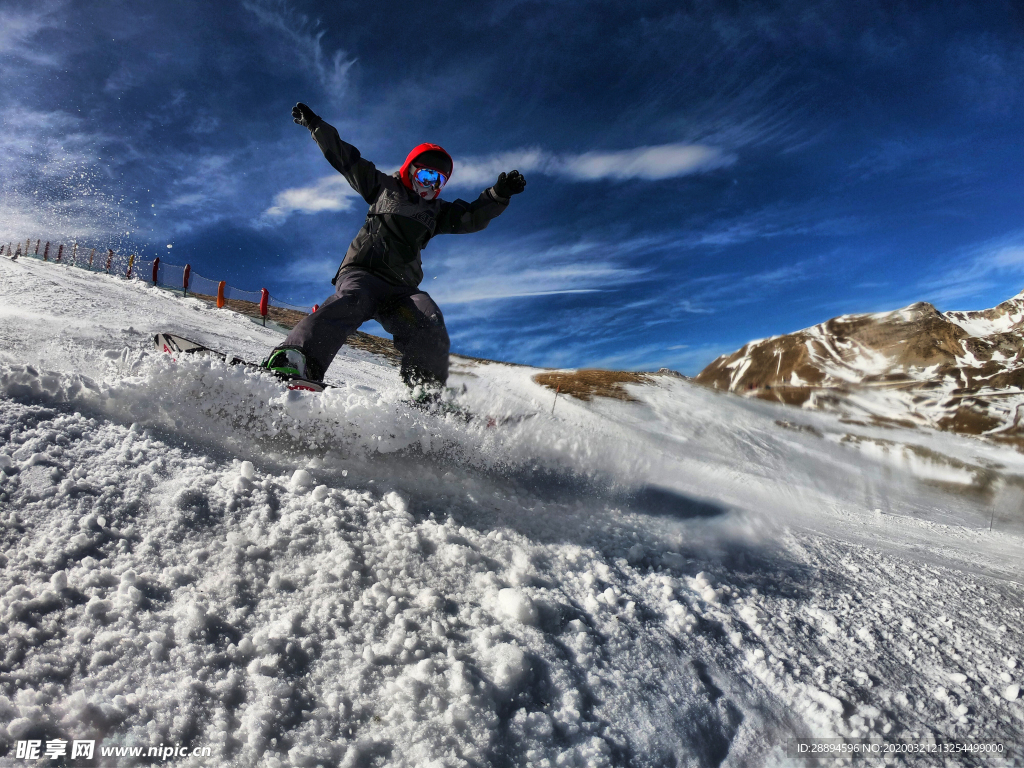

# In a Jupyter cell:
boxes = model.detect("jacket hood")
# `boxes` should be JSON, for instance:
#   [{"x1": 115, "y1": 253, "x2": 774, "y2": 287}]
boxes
[{"x1": 398, "y1": 143, "x2": 453, "y2": 190}]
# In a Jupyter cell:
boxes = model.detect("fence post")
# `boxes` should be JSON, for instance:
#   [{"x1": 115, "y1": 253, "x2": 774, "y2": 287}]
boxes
[
  {"x1": 152, "y1": 257, "x2": 160, "y2": 283},
  {"x1": 183, "y1": 264, "x2": 191, "y2": 297},
  {"x1": 25, "y1": 239, "x2": 31, "y2": 257},
  {"x1": 71, "y1": 243, "x2": 78, "y2": 265},
  {"x1": 89, "y1": 248, "x2": 96, "y2": 268},
  {"x1": 126, "y1": 254, "x2": 135, "y2": 279},
  {"x1": 311, "y1": 303, "x2": 319, "y2": 313},
  {"x1": 105, "y1": 249, "x2": 114, "y2": 272},
  {"x1": 35, "y1": 240, "x2": 40, "y2": 256},
  {"x1": 259, "y1": 289, "x2": 269, "y2": 326},
  {"x1": 57, "y1": 244, "x2": 64, "y2": 263},
  {"x1": 43, "y1": 241, "x2": 50, "y2": 261},
  {"x1": 217, "y1": 281, "x2": 226, "y2": 308}
]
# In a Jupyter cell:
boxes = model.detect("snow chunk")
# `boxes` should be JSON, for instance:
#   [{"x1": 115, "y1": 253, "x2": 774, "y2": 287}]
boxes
[
  {"x1": 691, "y1": 571, "x2": 720, "y2": 604},
  {"x1": 6, "y1": 717, "x2": 35, "y2": 739},
  {"x1": 806, "y1": 686, "x2": 845, "y2": 714},
  {"x1": 626, "y1": 543, "x2": 645, "y2": 563},
  {"x1": 85, "y1": 597, "x2": 112, "y2": 619},
  {"x1": 1005, "y1": 684, "x2": 1020, "y2": 701},
  {"x1": 289, "y1": 469, "x2": 313, "y2": 491},
  {"x1": 416, "y1": 588, "x2": 443, "y2": 612},
  {"x1": 239, "y1": 460, "x2": 255, "y2": 480},
  {"x1": 488, "y1": 643, "x2": 530, "y2": 694},
  {"x1": 49, "y1": 570, "x2": 67, "y2": 591},
  {"x1": 497, "y1": 588, "x2": 539, "y2": 626},
  {"x1": 382, "y1": 491, "x2": 408, "y2": 514}
]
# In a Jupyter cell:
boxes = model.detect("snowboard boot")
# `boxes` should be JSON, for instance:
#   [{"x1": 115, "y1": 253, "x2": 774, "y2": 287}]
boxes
[
  {"x1": 402, "y1": 365, "x2": 470, "y2": 419},
  {"x1": 262, "y1": 347, "x2": 324, "y2": 382}
]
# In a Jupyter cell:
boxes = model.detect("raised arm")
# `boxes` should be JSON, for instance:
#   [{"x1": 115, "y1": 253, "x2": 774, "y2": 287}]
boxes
[
  {"x1": 292, "y1": 102, "x2": 386, "y2": 204},
  {"x1": 436, "y1": 170, "x2": 527, "y2": 235}
]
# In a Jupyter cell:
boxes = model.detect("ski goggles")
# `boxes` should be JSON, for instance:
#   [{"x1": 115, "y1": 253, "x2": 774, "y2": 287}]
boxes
[{"x1": 412, "y1": 166, "x2": 448, "y2": 188}]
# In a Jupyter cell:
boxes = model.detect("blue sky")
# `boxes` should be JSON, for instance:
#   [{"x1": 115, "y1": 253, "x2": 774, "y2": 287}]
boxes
[{"x1": 3, "y1": 0, "x2": 1024, "y2": 373}]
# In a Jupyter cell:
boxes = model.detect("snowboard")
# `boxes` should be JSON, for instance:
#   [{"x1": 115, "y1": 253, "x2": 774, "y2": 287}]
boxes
[{"x1": 154, "y1": 332, "x2": 329, "y2": 392}]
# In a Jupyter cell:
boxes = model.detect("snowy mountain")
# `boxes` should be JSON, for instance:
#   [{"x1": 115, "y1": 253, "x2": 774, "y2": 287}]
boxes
[
  {"x1": 1, "y1": 257, "x2": 1022, "y2": 767},
  {"x1": 696, "y1": 292, "x2": 1024, "y2": 449}
]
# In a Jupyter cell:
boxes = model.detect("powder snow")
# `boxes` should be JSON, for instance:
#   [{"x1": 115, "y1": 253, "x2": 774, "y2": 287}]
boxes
[{"x1": 1, "y1": 258, "x2": 1022, "y2": 766}]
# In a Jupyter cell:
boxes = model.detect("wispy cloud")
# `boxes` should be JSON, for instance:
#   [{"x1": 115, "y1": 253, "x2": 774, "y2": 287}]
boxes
[
  {"x1": 0, "y1": 3, "x2": 64, "y2": 66},
  {"x1": 277, "y1": 254, "x2": 339, "y2": 285},
  {"x1": 424, "y1": 232, "x2": 654, "y2": 304},
  {"x1": 448, "y1": 143, "x2": 735, "y2": 188},
  {"x1": 261, "y1": 141, "x2": 734, "y2": 222},
  {"x1": 167, "y1": 152, "x2": 241, "y2": 209},
  {"x1": 919, "y1": 233, "x2": 1024, "y2": 307},
  {"x1": 434, "y1": 261, "x2": 642, "y2": 304},
  {"x1": 242, "y1": 0, "x2": 355, "y2": 101},
  {"x1": 103, "y1": 60, "x2": 147, "y2": 94},
  {"x1": 681, "y1": 204, "x2": 862, "y2": 248},
  {"x1": 582, "y1": 341, "x2": 736, "y2": 375}
]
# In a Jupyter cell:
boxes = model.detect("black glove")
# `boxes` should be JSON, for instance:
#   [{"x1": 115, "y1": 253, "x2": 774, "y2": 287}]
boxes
[
  {"x1": 493, "y1": 170, "x2": 526, "y2": 198},
  {"x1": 292, "y1": 102, "x2": 320, "y2": 128}
]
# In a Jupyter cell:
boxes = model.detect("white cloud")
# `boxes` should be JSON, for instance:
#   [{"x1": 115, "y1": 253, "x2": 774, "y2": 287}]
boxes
[
  {"x1": 242, "y1": 0, "x2": 355, "y2": 101},
  {"x1": 261, "y1": 175, "x2": 362, "y2": 221},
  {"x1": 562, "y1": 144, "x2": 733, "y2": 181}
]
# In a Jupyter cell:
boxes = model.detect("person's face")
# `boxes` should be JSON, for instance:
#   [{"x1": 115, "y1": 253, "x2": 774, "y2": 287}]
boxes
[{"x1": 410, "y1": 164, "x2": 447, "y2": 200}]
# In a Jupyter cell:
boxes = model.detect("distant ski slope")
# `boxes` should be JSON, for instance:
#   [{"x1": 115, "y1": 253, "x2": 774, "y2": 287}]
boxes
[{"x1": 1, "y1": 257, "x2": 1022, "y2": 766}]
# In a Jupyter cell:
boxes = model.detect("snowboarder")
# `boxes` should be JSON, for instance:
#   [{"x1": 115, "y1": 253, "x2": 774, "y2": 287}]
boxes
[{"x1": 263, "y1": 103, "x2": 526, "y2": 395}]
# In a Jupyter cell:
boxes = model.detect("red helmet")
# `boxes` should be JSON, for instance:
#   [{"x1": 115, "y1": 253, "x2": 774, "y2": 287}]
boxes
[{"x1": 399, "y1": 143, "x2": 453, "y2": 191}]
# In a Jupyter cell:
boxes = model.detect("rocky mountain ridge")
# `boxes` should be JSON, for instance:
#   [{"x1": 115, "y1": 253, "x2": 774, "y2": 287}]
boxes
[{"x1": 695, "y1": 290, "x2": 1024, "y2": 447}]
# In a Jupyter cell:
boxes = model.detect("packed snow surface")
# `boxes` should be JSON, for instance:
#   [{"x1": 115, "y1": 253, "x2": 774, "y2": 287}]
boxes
[{"x1": 1, "y1": 258, "x2": 1023, "y2": 766}]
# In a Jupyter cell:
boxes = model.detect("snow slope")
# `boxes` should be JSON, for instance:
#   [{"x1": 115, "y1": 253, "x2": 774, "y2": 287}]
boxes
[{"x1": 1, "y1": 257, "x2": 1022, "y2": 767}]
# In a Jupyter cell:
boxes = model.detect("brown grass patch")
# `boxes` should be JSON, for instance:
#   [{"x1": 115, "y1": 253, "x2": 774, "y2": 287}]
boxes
[
  {"x1": 189, "y1": 293, "x2": 308, "y2": 329},
  {"x1": 533, "y1": 369, "x2": 652, "y2": 401}
]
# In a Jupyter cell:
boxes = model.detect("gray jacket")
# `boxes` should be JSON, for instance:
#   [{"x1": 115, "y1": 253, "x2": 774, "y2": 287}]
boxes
[{"x1": 306, "y1": 120, "x2": 510, "y2": 288}]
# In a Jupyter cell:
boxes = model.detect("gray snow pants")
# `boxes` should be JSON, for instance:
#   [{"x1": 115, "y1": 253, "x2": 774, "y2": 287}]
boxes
[{"x1": 283, "y1": 268, "x2": 450, "y2": 385}]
